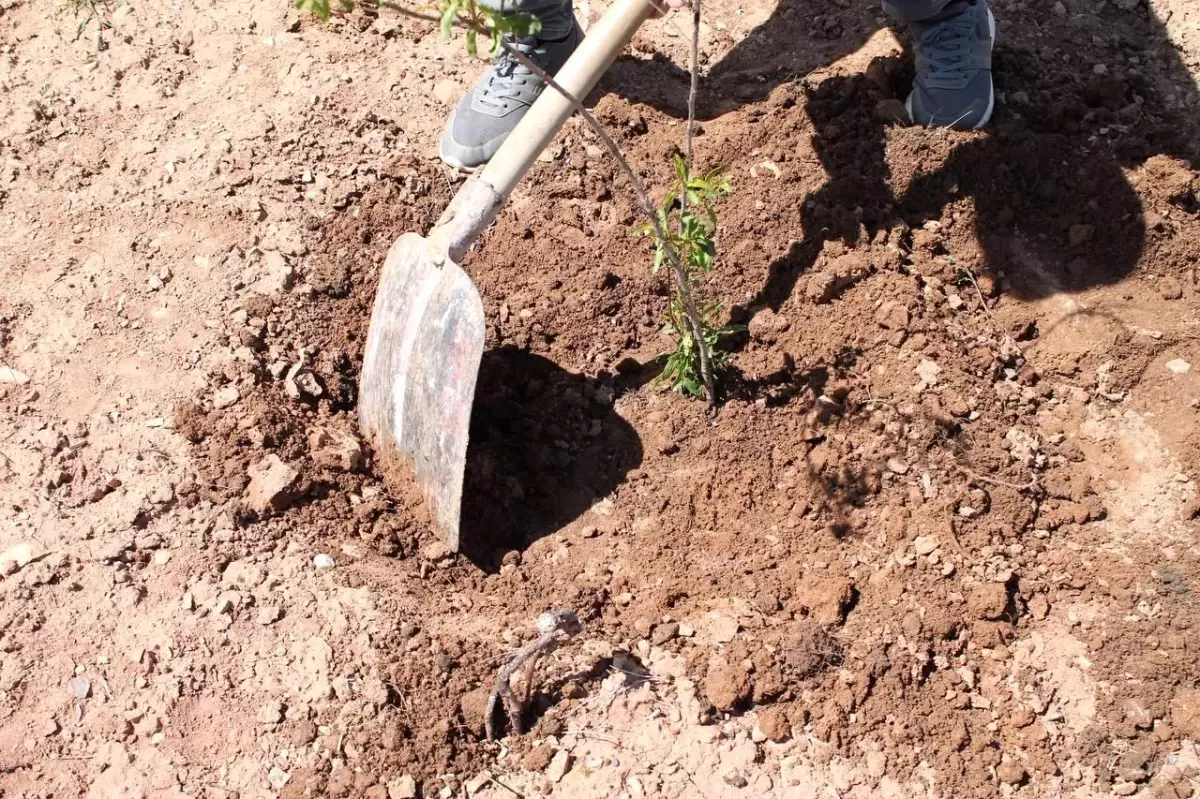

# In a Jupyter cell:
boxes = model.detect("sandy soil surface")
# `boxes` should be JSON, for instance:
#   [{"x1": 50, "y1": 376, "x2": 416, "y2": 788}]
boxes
[{"x1": 2, "y1": 0, "x2": 1200, "y2": 796}]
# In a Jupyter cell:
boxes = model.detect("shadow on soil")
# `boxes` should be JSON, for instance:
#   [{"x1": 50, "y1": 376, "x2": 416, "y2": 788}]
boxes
[
  {"x1": 457, "y1": 347, "x2": 643, "y2": 571},
  {"x1": 605, "y1": 0, "x2": 1200, "y2": 303}
]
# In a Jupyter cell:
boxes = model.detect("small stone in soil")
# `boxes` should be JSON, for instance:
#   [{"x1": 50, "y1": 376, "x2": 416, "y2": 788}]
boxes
[
  {"x1": 388, "y1": 775, "x2": 418, "y2": 799},
  {"x1": 1166, "y1": 359, "x2": 1191, "y2": 375},
  {"x1": 886, "y1": 456, "x2": 910, "y2": 475},
  {"x1": 546, "y1": 749, "x2": 572, "y2": 783},
  {"x1": 996, "y1": 761, "x2": 1026, "y2": 785},
  {"x1": 312, "y1": 553, "x2": 335, "y2": 569},
  {"x1": 153, "y1": 550, "x2": 171, "y2": 565},
  {"x1": 464, "y1": 772, "x2": 492, "y2": 795},
  {"x1": 309, "y1": 427, "x2": 365, "y2": 472},
  {"x1": 711, "y1": 615, "x2": 740, "y2": 643},
  {"x1": 579, "y1": 525, "x2": 599, "y2": 539},
  {"x1": 722, "y1": 769, "x2": 749, "y2": 788},
  {"x1": 651, "y1": 622, "x2": 679, "y2": 645},
  {"x1": 748, "y1": 308, "x2": 791, "y2": 341},
  {"x1": 69, "y1": 676, "x2": 92, "y2": 700},
  {"x1": 212, "y1": 386, "x2": 239, "y2": 409},
  {"x1": 915, "y1": 359, "x2": 942, "y2": 389},
  {"x1": 913, "y1": 535, "x2": 938, "y2": 556},
  {"x1": 806, "y1": 271, "x2": 837, "y2": 304},
  {"x1": 268, "y1": 767, "x2": 290, "y2": 791},
  {"x1": 259, "y1": 701, "x2": 285, "y2": 724},
  {"x1": 293, "y1": 372, "x2": 323, "y2": 397},
  {"x1": 245, "y1": 455, "x2": 300, "y2": 515},
  {"x1": 257, "y1": 605, "x2": 282, "y2": 625},
  {"x1": 421, "y1": 541, "x2": 453, "y2": 562}
]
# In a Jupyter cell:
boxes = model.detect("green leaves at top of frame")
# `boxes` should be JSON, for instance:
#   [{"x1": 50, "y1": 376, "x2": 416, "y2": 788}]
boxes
[
  {"x1": 294, "y1": 0, "x2": 355, "y2": 21},
  {"x1": 668, "y1": 153, "x2": 730, "y2": 225},
  {"x1": 296, "y1": 0, "x2": 541, "y2": 59},
  {"x1": 446, "y1": 0, "x2": 542, "y2": 58}
]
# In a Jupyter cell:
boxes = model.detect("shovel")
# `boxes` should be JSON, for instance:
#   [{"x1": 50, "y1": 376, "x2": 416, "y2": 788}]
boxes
[{"x1": 359, "y1": 0, "x2": 655, "y2": 552}]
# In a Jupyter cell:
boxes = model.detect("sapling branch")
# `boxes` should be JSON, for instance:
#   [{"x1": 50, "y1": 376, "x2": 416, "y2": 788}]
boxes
[
  {"x1": 675, "y1": 0, "x2": 717, "y2": 409},
  {"x1": 684, "y1": 0, "x2": 701, "y2": 165}
]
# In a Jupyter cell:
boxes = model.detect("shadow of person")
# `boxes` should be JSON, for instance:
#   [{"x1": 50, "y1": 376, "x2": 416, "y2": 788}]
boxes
[
  {"x1": 749, "y1": 71, "x2": 896, "y2": 312},
  {"x1": 457, "y1": 347, "x2": 643, "y2": 571},
  {"x1": 604, "y1": 0, "x2": 885, "y2": 118},
  {"x1": 896, "y1": 9, "x2": 1199, "y2": 299},
  {"x1": 604, "y1": 0, "x2": 1199, "y2": 304}
]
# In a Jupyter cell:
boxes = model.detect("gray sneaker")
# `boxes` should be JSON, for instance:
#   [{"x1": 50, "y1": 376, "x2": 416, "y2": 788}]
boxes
[
  {"x1": 439, "y1": 24, "x2": 583, "y2": 171},
  {"x1": 906, "y1": 0, "x2": 996, "y2": 130}
]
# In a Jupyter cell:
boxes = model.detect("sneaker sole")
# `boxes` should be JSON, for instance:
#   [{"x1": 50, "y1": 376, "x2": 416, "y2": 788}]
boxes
[
  {"x1": 437, "y1": 110, "x2": 483, "y2": 174},
  {"x1": 905, "y1": 6, "x2": 997, "y2": 130},
  {"x1": 438, "y1": 145, "x2": 479, "y2": 175}
]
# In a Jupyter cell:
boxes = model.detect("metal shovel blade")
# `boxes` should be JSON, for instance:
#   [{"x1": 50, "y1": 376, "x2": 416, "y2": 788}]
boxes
[{"x1": 359, "y1": 231, "x2": 485, "y2": 553}]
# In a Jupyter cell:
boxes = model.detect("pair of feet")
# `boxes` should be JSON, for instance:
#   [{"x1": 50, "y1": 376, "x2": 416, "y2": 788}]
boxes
[{"x1": 440, "y1": 0, "x2": 996, "y2": 171}]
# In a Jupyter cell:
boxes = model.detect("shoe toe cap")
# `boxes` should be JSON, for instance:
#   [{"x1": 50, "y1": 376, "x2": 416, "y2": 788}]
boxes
[{"x1": 907, "y1": 75, "x2": 993, "y2": 130}]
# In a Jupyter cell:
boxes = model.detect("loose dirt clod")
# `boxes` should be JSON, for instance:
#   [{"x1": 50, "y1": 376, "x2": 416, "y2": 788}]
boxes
[
  {"x1": 756, "y1": 706, "x2": 791, "y2": 742},
  {"x1": 245, "y1": 455, "x2": 301, "y2": 515},
  {"x1": 967, "y1": 583, "x2": 1010, "y2": 621},
  {"x1": 794, "y1": 579, "x2": 855, "y2": 625},
  {"x1": 996, "y1": 760, "x2": 1027, "y2": 786},
  {"x1": 1170, "y1": 690, "x2": 1200, "y2": 738},
  {"x1": 704, "y1": 661, "x2": 752, "y2": 711},
  {"x1": 387, "y1": 775, "x2": 418, "y2": 799}
]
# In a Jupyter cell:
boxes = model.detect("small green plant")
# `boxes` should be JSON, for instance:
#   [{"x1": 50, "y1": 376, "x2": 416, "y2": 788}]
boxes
[
  {"x1": 639, "y1": 155, "x2": 741, "y2": 398},
  {"x1": 58, "y1": 0, "x2": 114, "y2": 48},
  {"x1": 296, "y1": 0, "x2": 539, "y2": 57}
]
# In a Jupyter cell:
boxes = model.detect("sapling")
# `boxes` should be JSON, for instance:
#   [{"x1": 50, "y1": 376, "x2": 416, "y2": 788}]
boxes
[
  {"x1": 639, "y1": 155, "x2": 742, "y2": 398},
  {"x1": 297, "y1": 0, "x2": 734, "y2": 406},
  {"x1": 295, "y1": 0, "x2": 541, "y2": 57}
]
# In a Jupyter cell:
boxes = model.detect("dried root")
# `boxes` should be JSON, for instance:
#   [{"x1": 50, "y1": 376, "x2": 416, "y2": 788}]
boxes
[{"x1": 484, "y1": 609, "x2": 582, "y2": 741}]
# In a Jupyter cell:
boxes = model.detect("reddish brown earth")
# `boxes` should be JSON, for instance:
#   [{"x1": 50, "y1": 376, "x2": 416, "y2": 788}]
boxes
[{"x1": 2, "y1": 0, "x2": 1200, "y2": 797}]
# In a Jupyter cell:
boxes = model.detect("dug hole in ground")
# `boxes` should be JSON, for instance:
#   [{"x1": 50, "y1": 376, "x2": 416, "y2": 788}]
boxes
[{"x1": 2, "y1": 0, "x2": 1200, "y2": 796}]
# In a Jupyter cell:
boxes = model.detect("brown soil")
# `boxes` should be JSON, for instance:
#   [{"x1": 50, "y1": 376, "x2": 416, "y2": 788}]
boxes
[{"x1": 2, "y1": 0, "x2": 1200, "y2": 797}]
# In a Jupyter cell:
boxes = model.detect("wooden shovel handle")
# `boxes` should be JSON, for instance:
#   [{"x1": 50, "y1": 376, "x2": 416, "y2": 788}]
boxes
[{"x1": 478, "y1": 0, "x2": 655, "y2": 196}]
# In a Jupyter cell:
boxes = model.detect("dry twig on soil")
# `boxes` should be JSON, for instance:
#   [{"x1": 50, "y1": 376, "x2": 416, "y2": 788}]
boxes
[
  {"x1": 485, "y1": 608, "x2": 582, "y2": 740},
  {"x1": 959, "y1": 466, "x2": 1041, "y2": 493}
]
